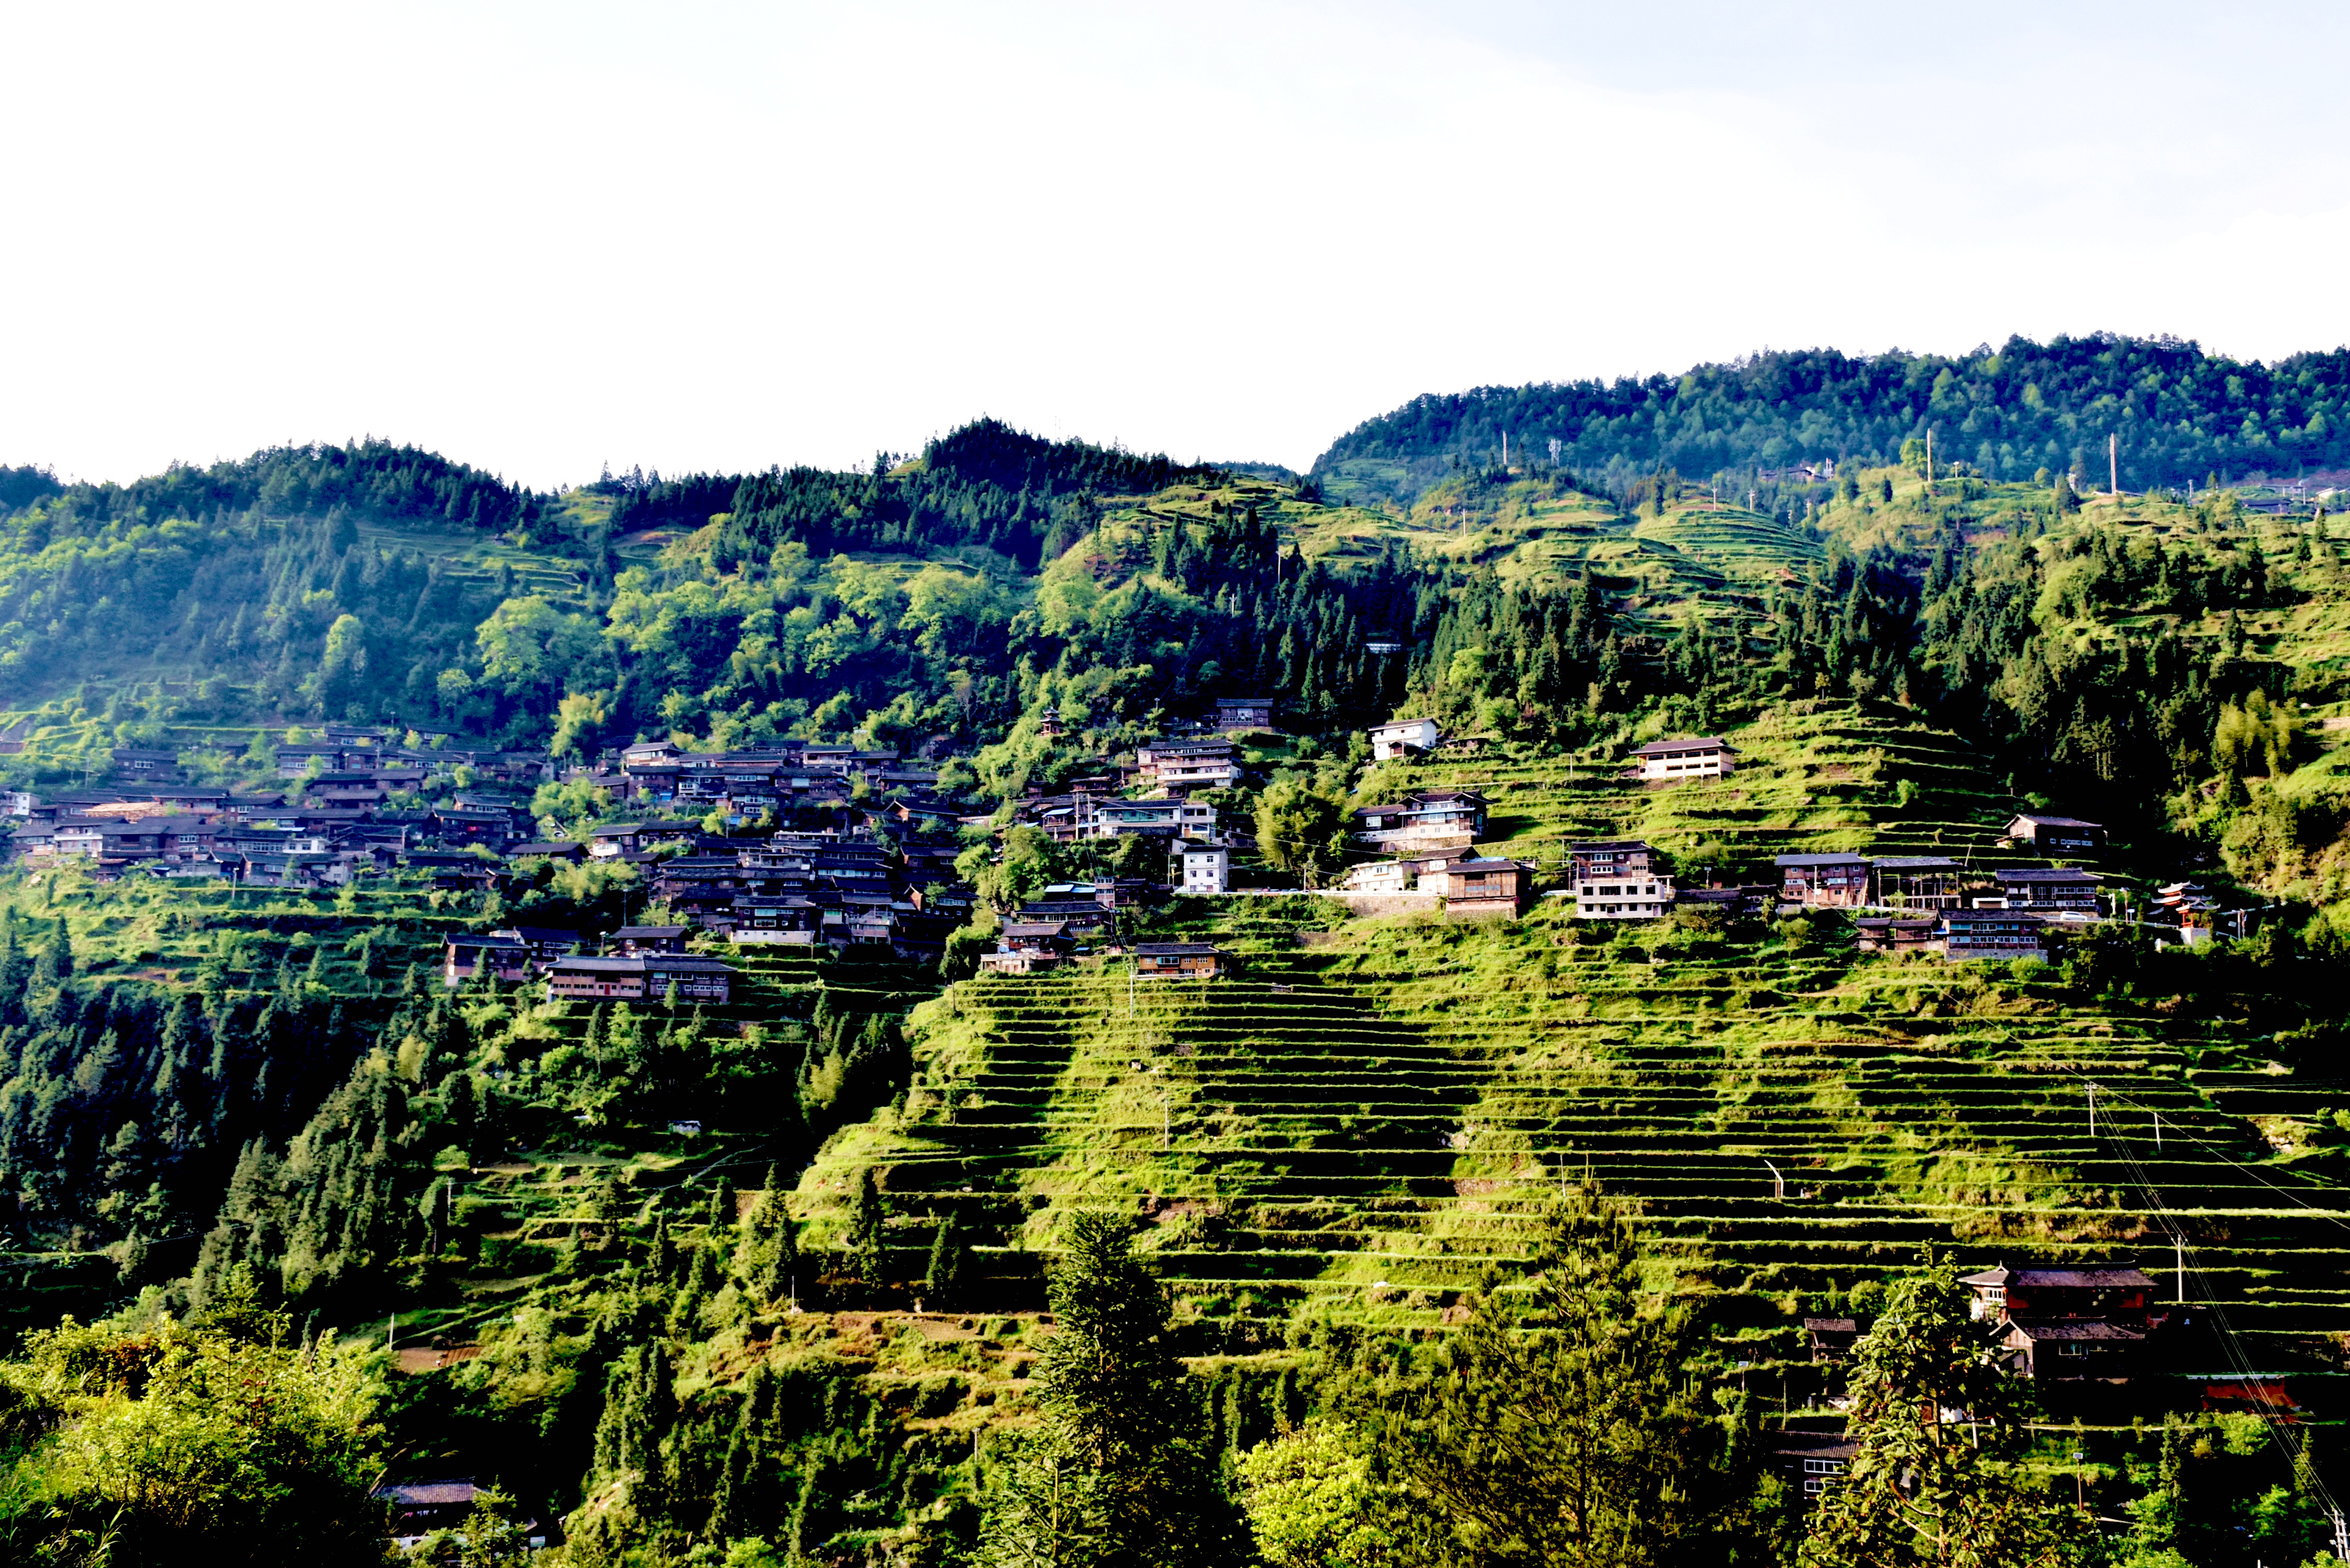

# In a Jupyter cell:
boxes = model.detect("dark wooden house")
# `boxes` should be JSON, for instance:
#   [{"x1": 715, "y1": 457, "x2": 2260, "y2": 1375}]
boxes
[{"x1": 1776, "y1": 852, "x2": 1873, "y2": 907}]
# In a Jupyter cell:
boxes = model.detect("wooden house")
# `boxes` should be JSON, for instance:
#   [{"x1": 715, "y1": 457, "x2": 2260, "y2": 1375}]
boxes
[
  {"x1": 500, "y1": 926, "x2": 583, "y2": 966},
  {"x1": 1992, "y1": 867, "x2": 2102, "y2": 913},
  {"x1": 1853, "y1": 916, "x2": 1941, "y2": 955},
  {"x1": 1765, "y1": 1432, "x2": 1860, "y2": 1507},
  {"x1": 732, "y1": 895, "x2": 822, "y2": 943},
  {"x1": 1000, "y1": 920, "x2": 1078, "y2": 959},
  {"x1": 443, "y1": 933, "x2": 532, "y2": 988},
  {"x1": 1135, "y1": 737, "x2": 1242, "y2": 792},
  {"x1": 1567, "y1": 839, "x2": 1660, "y2": 880},
  {"x1": 1673, "y1": 884, "x2": 1774, "y2": 918},
  {"x1": 1959, "y1": 1261, "x2": 2163, "y2": 1382},
  {"x1": 1215, "y1": 697, "x2": 1273, "y2": 731},
  {"x1": 375, "y1": 1478, "x2": 551, "y2": 1552},
  {"x1": 588, "y1": 823, "x2": 651, "y2": 858},
  {"x1": 1013, "y1": 901, "x2": 1117, "y2": 941},
  {"x1": 1133, "y1": 941, "x2": 1225, "y2": 978},
  {"x1": 544, "y1": 953, "x2": 732, "y2": 1004},
  {"x1": 1351, "y1": 788, "x2": 1487, "y2": 850},
  {"x1": 1940, "y1": 908, "x2": 2048, "y2": 961},
  {"x1": 1424, "y1": 857, "x2": 1534, "y2": 917},
  {"x1": 1804, "y1": 1316, "x2": 1866, "y2": 1363},
  {"x1": 609, "y1": 925, "x2": 690, "y2": 955},
  {"x1": 980, "y1": 947, "x2": 1065, "y2": 974},
  {"x1": 1775, "y1": 852, "x2": 1872, "y2": 907}
]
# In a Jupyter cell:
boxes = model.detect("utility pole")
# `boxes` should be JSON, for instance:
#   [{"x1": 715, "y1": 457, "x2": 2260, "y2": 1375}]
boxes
[
  {"x1": 2110, "y1": 434, "x2": 2119, "y2": 498},
  {"x1": 2087, "y1": 1081, "x2": 2096, "y2": 1138},
  {"x1": 387, "y1": 1312, "x2": 396, "y2": 1352},
  {"x1": 2154, "y1": 1110, "x2": 2162, "y2": 1151},
  {"x1": 1926, "y1": 429, "x2": 1934, "y2": 489},
  {"x1": 2175, "y1": 1233, "x2": 2186, "y2": 1305},
  {"x1": 1765, "y1": 1160, "x2": 1784, "y2": 1200}
]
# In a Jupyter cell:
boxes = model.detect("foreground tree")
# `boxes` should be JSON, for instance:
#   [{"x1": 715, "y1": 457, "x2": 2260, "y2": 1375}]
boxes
[
  {"x1": 1801, "y1": 1256, "x2": 2102, "y2": 1568},
  {"x1": 1237, "y1": 1418, "x2": 1409, "y2": 1568},
  {"x1": 1368, "y1": 1179, "x2": 1754, "y2": 1567},
  {"x1": 977, "y1": 1210, "x2": 1238, "y2": 1567},
  {"x1": 0, "y1": 1292, "x2": 388, "y2": 1561}
]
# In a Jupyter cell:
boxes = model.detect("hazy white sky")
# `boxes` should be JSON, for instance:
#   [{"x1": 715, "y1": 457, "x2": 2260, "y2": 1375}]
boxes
[{"x1": 4, "y1": 1, "x2": 2345, "y2": 488}]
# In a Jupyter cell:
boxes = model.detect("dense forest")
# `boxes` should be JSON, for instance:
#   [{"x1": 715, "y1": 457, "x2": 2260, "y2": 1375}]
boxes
[
  {"x1": 0, "y1": 421, "x2": 1412, "y2": 759},
  {"x1": 1315, "y1": 335, "x2": 2350, "y2": 503}
]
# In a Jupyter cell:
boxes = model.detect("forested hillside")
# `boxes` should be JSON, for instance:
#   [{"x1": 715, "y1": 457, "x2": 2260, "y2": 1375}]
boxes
[
  {"x1": 0, "y1": 420, "x2": 1416, "y2": 765},
  {"x1": 1315, "y1": 333, "x2": 2350, "y2": 506},
  {"x1": 2, "y1": 381, "x2": 2350, "y2": 1563}
]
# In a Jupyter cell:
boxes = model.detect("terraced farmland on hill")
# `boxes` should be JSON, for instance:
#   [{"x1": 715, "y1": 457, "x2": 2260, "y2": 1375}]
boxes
[
  {"x1": 1407, "y1": 699, "x2": 2037, "y2": 873},
  {"x1": 814, "y1": 905, "x2": 2350, "y2": 1369}
]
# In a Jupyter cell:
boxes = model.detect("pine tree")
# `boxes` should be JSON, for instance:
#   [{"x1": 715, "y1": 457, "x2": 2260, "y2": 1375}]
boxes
[
  {"x1": 849, "y1": 1167, "x2": 884, "y2": 1289},
  {"x1": 1801, "y1": 1255, "x2": 2100, "y2": 1567},
  {"x1": 925, "y1": 1212, "x2": 964, "y2": 1310},
  {"x1": 1372, "y1": 1179, "x2": 1747, "y2": 1564},
  {"x1": 32, "y1": 919, "x2": 71, "y2": 986},
  {"x1": 977, "y1": 1211, "x2": 1235, "y2": 1566}
]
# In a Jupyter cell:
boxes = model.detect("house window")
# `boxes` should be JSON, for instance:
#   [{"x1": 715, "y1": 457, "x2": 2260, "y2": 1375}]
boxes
[{"x1": 1804, "y1": 1460, "x2": 1844, "y2": 1474}]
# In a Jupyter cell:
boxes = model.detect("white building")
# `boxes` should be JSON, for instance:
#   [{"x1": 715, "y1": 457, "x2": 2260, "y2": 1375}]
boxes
[
  {"x1": 1567, "y1": 841, "x2": 1675, "y2": 919},
  {"x1": 1572, "y1": 870, "x2": 1675, "y2": 919},
  {"x1": 1631, "y1": 736, "x2": 1735, "y2": 781},
  {"x1": 1341, "y1": 859, "x2": 1416, "y2": 893},
  {"x1": 1179, "y1": 844, "x2": 1229, "y2": 894},
  {"x1": 1368, "y1": 717, "x2": 1442, "y2": 761}
]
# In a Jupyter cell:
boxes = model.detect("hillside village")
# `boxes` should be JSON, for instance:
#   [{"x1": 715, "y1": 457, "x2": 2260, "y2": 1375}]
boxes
[
  {"x1": 4, "y1": 398, "x2": 2350, "y2": 1560},
  {"x1": 0, "y1": 696, "x2": 2185, "y2": 987}
]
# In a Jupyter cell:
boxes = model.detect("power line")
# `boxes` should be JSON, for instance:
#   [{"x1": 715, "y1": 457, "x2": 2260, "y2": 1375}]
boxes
[
  {"x1": 2082, "y1": 1081, "x2": 2345, "y2": 1523},
  {"x1": 2075, "y1": 1078, "x2": 2350, "y2": 1233}
]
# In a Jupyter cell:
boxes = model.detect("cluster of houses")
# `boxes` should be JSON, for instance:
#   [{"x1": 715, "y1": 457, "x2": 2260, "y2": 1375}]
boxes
[
  {"x1": 582, "y1": 827, "x2": 975, "y2": 964},
  {"x1": 1335, "y1": 723, "x2": 2119, "y2": 958},
  {"x1": 1, "y1": 728, "x2": 563, "y2": 886},
  {"x1": 1335, "y1": 819, "x2": 2112, "y2": 960},
  {"x1": 1, "y1": 725, "x2": 1006, "y2": 969},
  {"x1": 580, "y1": 737, "x2": 957, "y2": 827},
  {"x1": 977, "y1": 878, "x2": 1229, "y2": 978},
  {"x1": 445, "y1": 923, "x2": 737, "y2": 1005}
]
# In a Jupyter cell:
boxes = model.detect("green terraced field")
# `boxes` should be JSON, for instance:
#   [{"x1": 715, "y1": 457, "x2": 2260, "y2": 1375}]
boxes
[
  {"x1": 1399, "y1": 698, "x2": 2042, "y2": 873},
  {"x1": 815, "y1": 905, "x2": 2350, "y2": 1372}
]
